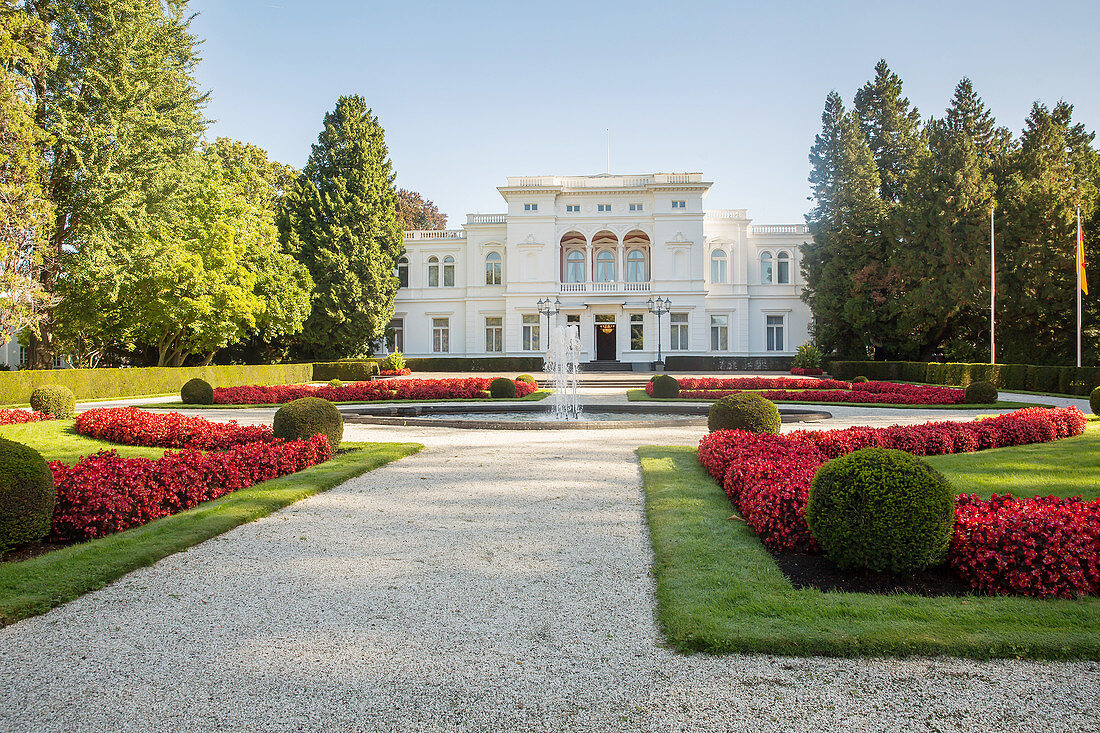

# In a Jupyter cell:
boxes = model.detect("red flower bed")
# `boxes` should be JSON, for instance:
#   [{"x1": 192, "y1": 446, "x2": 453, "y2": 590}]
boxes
[
  {"x1": 951, "y1": 494, "x2": 1100, "y2": 599},
  {"x1": 213, "y1": 377, "x2": 535, "y2": 405},
  {"x1": 790, "y1": 367, "x2": 824, "y2": 376},
  {"x1": 76, "y1": 407, "x2": 273, "y2": 450},
  {"x1": 379, "y1": 368, "x2": 412, "y2": 376},
  {"x1": 668, "y1": 376, "x2": 852, "y2": 392},
  {"x1": 50, "y1": 435, "x2": 331, "y2": 541},
  {"x1": 650, "y1": 377, "x2": 966, "y2": 404},
  {"x1": 0, "y1": 409, "x2": 54, "y2": 425},
  {"x1": 698, "y1": 408, "x2": 1094, "y2": 597}
]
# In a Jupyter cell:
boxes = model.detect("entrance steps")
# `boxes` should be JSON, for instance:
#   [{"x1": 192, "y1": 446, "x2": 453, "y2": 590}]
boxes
[{"x1": 580, "y1": 361, "x2": 636, "y2": 373}]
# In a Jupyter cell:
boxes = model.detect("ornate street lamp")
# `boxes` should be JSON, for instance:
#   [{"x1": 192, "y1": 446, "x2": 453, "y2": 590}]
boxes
[
  {"x1": 647, "y1": 296, "x2": 671, "y2": 368},
  {"x1": 537, "y1": 297, "x2": 562, "y2": 349}
]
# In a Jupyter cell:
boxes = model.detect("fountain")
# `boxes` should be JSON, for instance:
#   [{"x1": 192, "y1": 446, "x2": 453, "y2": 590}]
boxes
[{"x1": 544, "y1": 323, "x2": 582, "y2": 420}]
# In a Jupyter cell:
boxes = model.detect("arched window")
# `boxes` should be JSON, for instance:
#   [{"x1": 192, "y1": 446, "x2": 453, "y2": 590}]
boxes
[
  {"x1": 397, "y1": 256, "x2": 409, "y2": 288},
  {"x1": 777, "y1": 251, "x2": 791, "y2": 284},
  {"x1": 443, "y1": 255, "x2": 455, "y2": 287},
  {"x1": 595, "y1": 250, "x2": 615, "y2": 282},
  {"x1": 427, "y1": 256, "x2": 439, "y2": 287},
  {"x1": 485, "y1": 251, "x2": 502, "y2": 285},
  {"x1": 760, "y1": 252, "x2": 773, "y2": 284},
  {"x1": 710, "y1": 249, "x2": 728, "y2": 283},
  {"x1": 566, "y1": 250, "x2": 585, "y2": 283},
  {"x1": 626, "y1": 250, "x2": 646, "y2": 282}
]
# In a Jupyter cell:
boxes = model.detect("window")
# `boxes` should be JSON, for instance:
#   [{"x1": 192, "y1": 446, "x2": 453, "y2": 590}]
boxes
[
  {"x1": 626, "y1": 250, "x2": 646, "y2": 282},
  {"x1": 710, "y1": 314, "x2": 729, "y2": 351},
  {"x1": 397, "y1": 257, "x2": 409, "y2": 288},
  {"x1": 566, "y1": 250, "x2": 585, "y2": 283},
  {"x1": 53, "y1": 355, "x2": 63, "y2": 369},
  {"x1": 432, "y1": 318, "x2": 449, "y2": 353},
  {"x1": 710, "y1": 249, "x2": 728, "y2": 283},
  {"x1": 443, "y1": 255, "x2": 455, "y2": 287},
  {"x1": 386, "y1": 318, "x2": 404, "y2": 352},
  {"x1": 766, "y1": 315, "x2": 785, "y2": 352},
  {"x1": 629, "y1": 203, "x2": 643, "y2": 212},
  {"x1": 630, "y1": 313, "x2": 644, "y2": 351},
  {"x1": 597, "y1": 203, "x2": 611, "y2": 212},
  {"x1": 566, "y1": 204, "x2": 580, "y2": 213},
  {"x1": 485, "y1": 316, "x2": 503, "y2": 353},
  {"x1": 427, "y1": 256, "x2": 439, "y2": 287},
  {"x1": 524, "y1": 203, "x2": 538, "y2": 211},
  {"x1": 760, "y1": 252, "x2": 773, "y2": 284},
  {"x1": 671, "y1": 200, "x2": 686, "y2": 209},
  {"x1": 522, "y1": 314, "x2": 540, "y2": 351},
  {"x1": 485, "y1": 251, "x2": 502, "y2": 285},
  {"x1": 777, "y1": 251, "x2": 791, "y2": 284},
  {"x1": 595, "y1": 250, "x2": 615, "y2": 282},
  {"x1": 566, "y1": 314, "x2": 580, "y2": 336},
  {"x1": 18, "y1": 347, "x2": 27, "y2": 367},
  {"x1": 670, "y1": 313, "x2": 688, "y2": 350}
]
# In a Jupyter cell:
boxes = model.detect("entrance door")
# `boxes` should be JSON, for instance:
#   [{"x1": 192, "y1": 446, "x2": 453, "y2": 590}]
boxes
[{"x1": 595, "y1": 323, "x2": 616, "y2": 360}]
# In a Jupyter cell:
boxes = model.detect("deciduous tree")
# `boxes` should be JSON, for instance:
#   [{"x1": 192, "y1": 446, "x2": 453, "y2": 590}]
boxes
[{"x1": 396, "y1": 188, "x2": 446, "y2": 230}]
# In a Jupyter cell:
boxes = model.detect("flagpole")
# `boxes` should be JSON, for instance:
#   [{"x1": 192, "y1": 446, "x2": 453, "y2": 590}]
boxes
[
  {"x1": 1078, "y1": 205, "x2": 1083, "y2": 368},
  {"x1": 990, "y1": 205, "x2": 995, "y2": 365}
]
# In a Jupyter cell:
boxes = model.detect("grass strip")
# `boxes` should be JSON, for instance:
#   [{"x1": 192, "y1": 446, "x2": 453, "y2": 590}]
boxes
[
  {"x1": 0, "y1": 440, "x2": 421, "y2": 626},
  {"x1": 627, "y1": 389, "x2": 1041, "y2": 410},
  {"x1": 637, "y1": 444, "x2": 1100, "y2": 659}
]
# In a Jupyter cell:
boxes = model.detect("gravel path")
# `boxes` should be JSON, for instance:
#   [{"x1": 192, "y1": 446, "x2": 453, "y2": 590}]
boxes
[{"x1": 1, "y1": 404, "x2": 1097, "y2": 731}]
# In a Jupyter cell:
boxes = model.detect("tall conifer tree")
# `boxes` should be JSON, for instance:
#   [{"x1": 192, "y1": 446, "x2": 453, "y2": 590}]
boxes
[
  {"x1": 280, "y1": 95, "x2": 403, "y2": 359},
  {"x1": 853, "y1": 60, "x2": 926, "y2": 204}
]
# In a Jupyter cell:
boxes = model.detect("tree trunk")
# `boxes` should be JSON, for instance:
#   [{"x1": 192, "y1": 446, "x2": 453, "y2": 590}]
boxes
[{"x1": 200, "y1": 351, "x2": 216, "y2": 366}]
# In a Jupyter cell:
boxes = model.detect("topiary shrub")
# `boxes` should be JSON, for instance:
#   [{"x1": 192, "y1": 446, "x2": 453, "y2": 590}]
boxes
[
  {"x1": 1091, "y1": 386, "x2": 1100, "y2": 416},
  {"x1": 515, "y1": 374, "x2": 536, "y2": 384},
  {"x1": 805, "y1": 447, "x2": 955, "y2": 574},
  {"x1": 180, "y1": 378, "x2": 214, "y2": 405},
  {"x1": 380, "y1": 351, "x2": 405, "y2": 372},
  {"x1": 0, "y1": 437, "x2": 55, "y2": 551},
  {"x1": 852, "y1": 376, "x2": 869, "y2": 384},
  {"x1": 490, "y1": 377, "x2": 516, "y2": 398},
  {"x1": 273, "y1": 397, "x2": 343, "y2": 450},
  {"x1": 328, "y1": 378, "x2": 344, "y2": 388},
  {"x1": 964, "y1": 381, "x2": 998, "y2": 404},
  {"x1": 707, "y1": 393, "x2": 781, "y2": 434},
  {"x1": 651, "y1": 374, "x2": 680, "y2": 398},
  {"x1": 29, "y1": 384, "x2": 75, "y2": 419}
]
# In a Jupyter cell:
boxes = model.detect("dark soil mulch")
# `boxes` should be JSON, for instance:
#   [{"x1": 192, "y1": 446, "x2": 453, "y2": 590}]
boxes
[
  {"x1": 1, "y1": 539, "x2": 74, "y2": 564},
  {"x1": 772, "y1": 550, "x2": 976, "y2": 597}
]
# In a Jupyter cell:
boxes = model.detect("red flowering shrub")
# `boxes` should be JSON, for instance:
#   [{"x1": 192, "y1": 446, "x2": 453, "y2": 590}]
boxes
[
  {"x1": 49, "y1": 435, "x2": 331, "y2": 541},
  {"x1": 950, "y1": 494, "x2": 1100, "y2": 599},
  {"x1": 790, "y1": 367, "x2": 824, "y2": 376},
  {"x1": 0, "y1": 409, "x2": 54, "y2": 425},
  {"x1": 213, "y1": 377, "x2": 534, "y2": 404},
  {"x1": 648, "y1": 377, "x2": 967, "y2": 404},
  {"x1": 379, "y1": 368, "x2": 412, "y2": 376},
  {"x1": 76, "y1": 407, "x2": 273, "y2": 450}
]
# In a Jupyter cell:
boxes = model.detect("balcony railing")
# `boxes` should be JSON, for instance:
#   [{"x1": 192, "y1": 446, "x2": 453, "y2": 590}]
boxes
[
  {"x1": 558, "y1": 281, "x2": 652, "y2": 294},
  {"x1": 404, "y1": 229, "x2": 466, "y2": 240},
  {"x1": 466, "y1": 213, "x2": 507, "y2": 224},
  {"x1": 751, "y1": 224, "x2": 809, "y2": 235}
]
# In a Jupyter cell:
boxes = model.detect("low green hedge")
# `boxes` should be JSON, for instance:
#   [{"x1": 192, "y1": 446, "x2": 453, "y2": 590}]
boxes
[
  {"x1": 312, "y1": 361, "x2": 380, "y2": 382},
  {"x1": 1, "y1": 364, "x2": 313, "y2": 404},
  {"x1": 829, "y1": 360, "x2": 1100, "y2": 395}
]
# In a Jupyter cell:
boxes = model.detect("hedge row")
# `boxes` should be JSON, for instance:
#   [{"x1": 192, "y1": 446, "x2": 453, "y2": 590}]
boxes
[
  {"x1": 312, "y1": 357, "x2": 544, "y2": 378},
  {"x1": 663, "y1": 355, "x2": 794, "y2": 372},
  {"x1": 829, "y1": 360, "x2": 1100, "y2": 395},
  {"x1": 0, "y1": 364, "x2": 312, "y2": 403}
]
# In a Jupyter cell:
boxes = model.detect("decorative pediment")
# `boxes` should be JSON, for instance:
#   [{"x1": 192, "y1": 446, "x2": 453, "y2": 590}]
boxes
[
  {"x1": 516, "y1": 233, "x2": 543, "y2": 250},
  {"x1": 666, "y1": 231, "x2": 694, "y2": 248}
]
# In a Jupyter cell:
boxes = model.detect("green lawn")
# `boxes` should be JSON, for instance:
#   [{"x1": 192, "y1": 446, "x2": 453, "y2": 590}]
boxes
[
  {"x1": 627, "y1": 389, "x2": 1041, "y2": 410},
  {"x1": 638, "y1": 435, "x2": 1100, "y2": 659},
  {"x1": 0, "y1": 422, "x2": 422, "y2": 626},
  {"x1": 0, "y1": 419, "x2": 166, "y2": 463},
  {"x1": 137, "y1": 388, "x2": 554, "y2": 410}
]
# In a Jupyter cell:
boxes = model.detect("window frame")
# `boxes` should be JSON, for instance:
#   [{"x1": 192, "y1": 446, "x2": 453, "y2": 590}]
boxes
[
  {"x1": 760, "y1": 251, "x2": 774, "y2": 284},
  {"x1": 427, "y1": 255, "x2": 439, "y2": 288},
  {"x1": 524, "y1": 203, "x2": 538, "y2": 211},
  {"x1": 629, "y1": 203, "x2": 643, "y2": 212},
  {"x1": 443, "y1": 255, "x2": 455, "y2": 287},
  {"x1": 485, "y1": 251, "x2": 502, "y2": 286},
  {"x1": 766, "y1": 314, "x2": 786, "y2": 352},
  {"x1": 630, "y1": 313, "x2": 644, "y2": 351},
  {"x1": 522, "y1": 314, "x2": 541, "y2": 352},
  {"x1": 776, "y1": 251, "x2": 791, "y2": 284},
  {"x1": 386, "y1": 317, "x2": 404, "y2": 353},
  {"x1": 397, "y1": 256, "x2": 409, "y2": 288},
  {"x1": 669, "y1": 312, "x2": 689, "y2": 351},
  {"x1": 710, "y1": 314, "x2": 729, "y2": 352},
  {"x1": 626, "y1": 249, "x2": 647, "y2": 283},
  {"x1": 710, "y1": 249, "x2": 728, "y2": 284},
  {"x1": 671, "y1": 200, "x2": 686, "y2": 209},
  {"x1": 595, "y1": 250, "x2": 616, "y2": 283},
  {"x1": 485, "y1": 316, "x2": 503, "y2": 353},
  {"x1": 432, "y1": 317, "x2": 449, "y2": 353},
  {"x1": 565, "y1": 250, "x2": 585, "y2": 283},
  {"x1": 597, "y1": 203, "x2": 611, "y2": 213}
]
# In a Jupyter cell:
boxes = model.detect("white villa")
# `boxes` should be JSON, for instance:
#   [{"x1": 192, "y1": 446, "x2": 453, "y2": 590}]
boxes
[{"x1": 393, "y1": 173, "x2": 812, "y2": 369}]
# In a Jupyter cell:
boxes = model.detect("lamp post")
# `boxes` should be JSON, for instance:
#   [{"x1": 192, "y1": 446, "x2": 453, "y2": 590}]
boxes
[
  {"x1": 647, "y1": 296, "x2": 671, "y2": 368},
  {"x1": 537, "y1": 297, "x2": 561, "y2": 350}
]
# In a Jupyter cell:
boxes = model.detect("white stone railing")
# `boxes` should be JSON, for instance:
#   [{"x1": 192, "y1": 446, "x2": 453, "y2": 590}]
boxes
[
  {"x1": 623, "y1": 282, "x2": 651, "y2": 292},
  {"x1": 560, "y1": 283, "x2": 586, "y2": 293},
  {"x1": 654, "y1": 173, "x2": 702, "y2": 184},
  {"x1": 558, "y1": 281, "x2": 652, "y2": 293},
  {"x1": 404, "y1": 229, "x2": 466, "y2": 240},
  {"x1": 466, "y1": 213, "x2": 507, "y2": 224},
  {"x1": 505, "y1": 173, "x2": 704, "y2": 189},
  {"x1": 706, "y1": 209, "x2": 749, "y2": 220},
  {"x1": 750, "y1": 224, "x2": 809, "y2": 235}
]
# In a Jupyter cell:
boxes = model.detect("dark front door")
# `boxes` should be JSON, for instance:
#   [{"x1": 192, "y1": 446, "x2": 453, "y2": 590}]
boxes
[{"x1": 595, "y1": 324, "x2": 616, "y2": 360}]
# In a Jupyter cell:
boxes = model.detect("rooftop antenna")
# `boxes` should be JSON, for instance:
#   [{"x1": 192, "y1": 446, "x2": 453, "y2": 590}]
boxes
[{"x1": 605, "y1": 128, "x2": 610, "y2": 174}]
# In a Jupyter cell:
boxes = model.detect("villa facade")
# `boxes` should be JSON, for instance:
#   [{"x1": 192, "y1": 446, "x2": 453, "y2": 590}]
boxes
[{"x1": 393, "y1": 173, "x2": 812, "y2": 367}]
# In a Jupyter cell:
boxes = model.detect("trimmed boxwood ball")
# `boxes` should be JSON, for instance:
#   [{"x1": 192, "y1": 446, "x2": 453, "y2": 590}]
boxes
[
  {"x1": 852, "y1": 376, "x2": 869, "y2": 383},
  {"x1": 328, "y1": 378, "x2": 344, "y2": 388},
  {"x1": 490, "y1": 377, "x2": 516, "y2": 398},
  {"x1": 650, "y1": 374, "x2": 680, "y2": 398},
  {"x1": 515, "y1": 374, "x2": 536, "y2": 384},
  {"x1": 1091, "y1": 386, "x2": 1100, "y2": 416},
  {"x1": 273, "y1": 397, "x2": 343, "y2": 450},
  {"x1": 180, "y1": 378, "x2": 214, "y2": 405},
  {"x1": 964, "y1": 381, "x2": 998, "y2": 404},
  {"x1": 806, "y1": 447, "x2": 955, "y2": 574},
  {"x1": 29, "y1": 384, "x2": 75, "y2": 419},
  {"x1": 0, "y1": 437, "x2": 55, "y2": 551},
  {"x1": 707, "y1": 393, "x2": 781, "y2": 434}
]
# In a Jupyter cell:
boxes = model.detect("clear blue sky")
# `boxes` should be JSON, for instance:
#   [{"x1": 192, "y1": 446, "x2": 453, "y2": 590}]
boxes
[{"x1": 189, "y1": 0, "x2": 1099, "y2": 225}]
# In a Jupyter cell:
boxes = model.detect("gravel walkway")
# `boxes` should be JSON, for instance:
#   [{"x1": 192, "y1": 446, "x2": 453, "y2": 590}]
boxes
[{"x1": 1, "y1": 404, "x2": 1097, "y2": 731}]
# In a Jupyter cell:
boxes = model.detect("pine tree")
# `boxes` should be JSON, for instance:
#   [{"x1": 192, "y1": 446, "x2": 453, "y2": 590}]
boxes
[
  {"x1": 21, "y1": 0, "x2": 206, "y2": 367},
  {"x1": 853, "y1": 60, "x2": 926, "y2": 204},
  {"x1": 280, "y1": 95, "x2": 403, "y2": 359}
]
